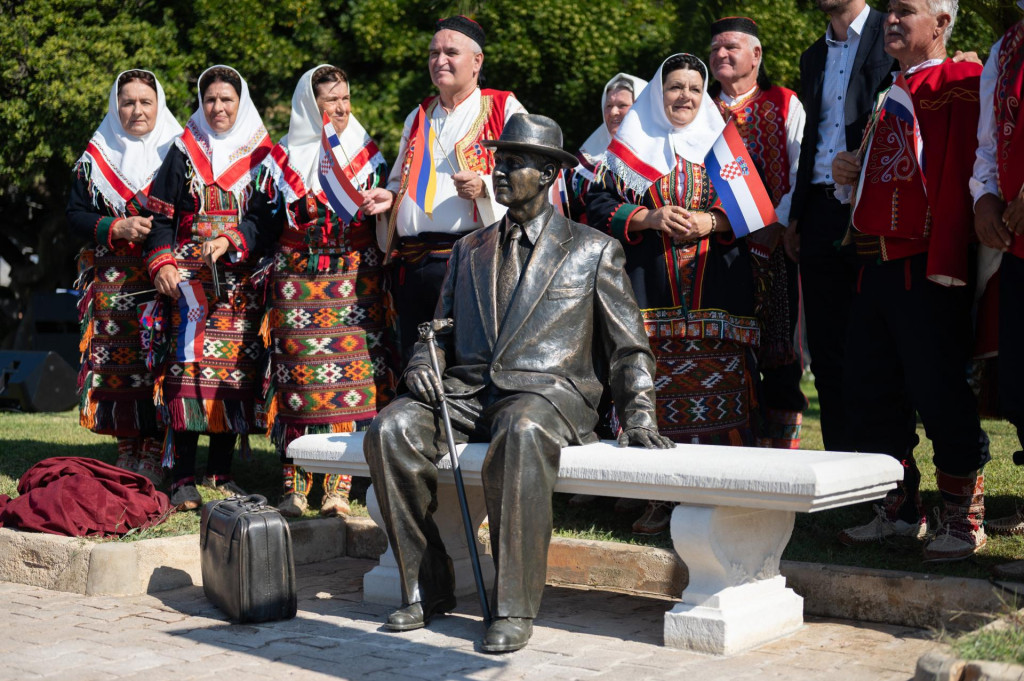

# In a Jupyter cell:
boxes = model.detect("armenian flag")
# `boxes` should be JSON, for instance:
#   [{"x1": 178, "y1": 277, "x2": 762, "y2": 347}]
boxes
[{"x1": 405, "y1": 105, "x2": 438, "y2": 217}]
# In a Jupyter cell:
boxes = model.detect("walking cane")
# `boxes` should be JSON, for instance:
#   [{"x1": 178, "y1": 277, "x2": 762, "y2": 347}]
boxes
[{"x1": 418, "y1": 319, "x2": 493, "y2": 626}]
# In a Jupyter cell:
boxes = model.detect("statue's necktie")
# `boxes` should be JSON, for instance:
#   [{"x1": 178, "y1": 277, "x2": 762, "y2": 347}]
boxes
[{"x1": 497, "y1": 223, "x2": 523, "y2": 319}]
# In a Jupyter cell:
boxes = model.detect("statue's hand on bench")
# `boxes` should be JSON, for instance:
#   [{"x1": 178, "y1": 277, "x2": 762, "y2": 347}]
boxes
[{"x1": 618, "y1": 427, "x2": 675, "y2": 450}]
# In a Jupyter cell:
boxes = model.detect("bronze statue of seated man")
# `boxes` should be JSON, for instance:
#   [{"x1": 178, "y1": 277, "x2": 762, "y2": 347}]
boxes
[{"x1": 365, "y1": 113, "x2": 672, "y2": 653}]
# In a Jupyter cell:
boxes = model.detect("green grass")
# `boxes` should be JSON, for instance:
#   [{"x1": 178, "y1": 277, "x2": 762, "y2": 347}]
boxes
[
  {"x1": 949, "y1": 606, "x2": 1024, "y2": 666},
  {"x1": 2, "y1": 379, "x2": 1023, "y2": 574}
]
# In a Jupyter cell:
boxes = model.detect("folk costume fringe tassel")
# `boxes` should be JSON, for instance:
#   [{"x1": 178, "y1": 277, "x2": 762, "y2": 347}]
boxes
[{"x1": 166, "y1": 398, "x2": 254, "y2": 435}]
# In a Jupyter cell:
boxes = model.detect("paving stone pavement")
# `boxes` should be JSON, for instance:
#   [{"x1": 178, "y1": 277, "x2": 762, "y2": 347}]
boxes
[{"x1": 0, "y1": 556, "x2": 943, "y2": 681}]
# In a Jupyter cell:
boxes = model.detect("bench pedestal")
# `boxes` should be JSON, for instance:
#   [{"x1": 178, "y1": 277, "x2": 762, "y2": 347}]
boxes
[
  {"x1": 363, "y1": 482, "x2": 494, "y2": 606},
  {"x1": 665, "y1": 505, "x2": 803, "y2": 655}
]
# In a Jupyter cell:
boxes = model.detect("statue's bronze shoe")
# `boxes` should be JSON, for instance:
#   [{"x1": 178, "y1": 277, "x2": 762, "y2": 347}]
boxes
[
  {"x1": 384, "y1": 595, "x2": 457, "y2": 632},
  {"x1": 480, "y1": 617, "x2": 533, "y2": 653}
]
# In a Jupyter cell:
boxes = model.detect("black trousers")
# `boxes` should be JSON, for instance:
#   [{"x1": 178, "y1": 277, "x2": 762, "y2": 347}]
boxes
[
  {"x1": 365, "y1": 389, "x2": 573, "y2": 619},
  {"x1": 394, "y1": 254, "x2": 453, "y2": 366},
  {"x1": 799, "y1": 185, "x2": 858, "y2": 451},
  {"x1": 843, "y1": 253, "x2": 989, "y2": 475},
  {"x1": 999, "y1": 251, "x2": 1024, "y2": 449},
  {"x1": 761, "y1": 254, "x2": 807, "y2": 415},
  {"x1": 171, "y1": 432, "x2": 238, "y2": 486}
]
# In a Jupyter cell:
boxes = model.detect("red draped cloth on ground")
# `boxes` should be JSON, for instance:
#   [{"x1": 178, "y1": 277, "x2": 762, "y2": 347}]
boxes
[{"x1": 0, "y1": 457, "x2": 171, "y2": 537}]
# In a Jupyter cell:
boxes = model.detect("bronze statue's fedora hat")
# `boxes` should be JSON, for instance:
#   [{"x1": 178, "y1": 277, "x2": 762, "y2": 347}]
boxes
[{"x1": 482, "y1": 114, "x2": 578, "y2": 169}]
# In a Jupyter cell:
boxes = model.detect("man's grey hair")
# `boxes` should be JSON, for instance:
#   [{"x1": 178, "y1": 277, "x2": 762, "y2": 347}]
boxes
[
  {"x1": 709, "y1": 32, "x2": 762, "y2": 57},
  {"x1": 467, "y1": 37, "x2": 483, "y2": 54},
  {"x1": 927, "y1": 0, "x2": 958, "y2": 44},
  {"x1": 605, "y1": 76, "x2": 637, "y2": 100}
]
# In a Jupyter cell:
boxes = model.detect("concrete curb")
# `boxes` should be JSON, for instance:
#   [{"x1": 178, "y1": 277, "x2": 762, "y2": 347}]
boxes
[
  {"x1": 1, "y1": 518, "x2": 1019, "y2": 632},
  {"x1": 0, "y1": 516, "x2": 348, "y2": 596},
  {"x1": 915, "y1": 650, "x2": 1024, "y2": 681}
]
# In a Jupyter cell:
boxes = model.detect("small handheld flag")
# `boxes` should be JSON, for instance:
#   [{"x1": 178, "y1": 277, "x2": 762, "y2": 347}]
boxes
[
  {"x1": 549, "y1": 169, "x2": 571, "y2": 220},
  {"x1": 704, "y1": 120, "x2": 778, "y2": 237},
  {"x1": 881, "y1": 73, "x2": 924, "y2": 173},
  {"x1": 405, "y1": 105, "x2": 438, "y2": 218},
  {"x1": 318, "y1": 113, "x2": 364, "y2": 223},
  {"x1": 852, "y1": 73, "x2": 925, "y2": 213},
  {"x1": 175, "y1": 280, "x2": 208, "y2": 363}
]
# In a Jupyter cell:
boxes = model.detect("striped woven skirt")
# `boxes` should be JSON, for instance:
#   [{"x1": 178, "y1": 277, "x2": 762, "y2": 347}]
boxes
[
  {"x1": 77, "y1": 243, "x2": 162, "y2": 437},
  {"x1": 263, "y1": 245, "x2": 397, "y2": 452},
  {"x1": 159, "y1": 240, "x2": 262, "y2": 434},
  {"x1": 644, "y1": 307, "x2": 760, "y2": 446}
]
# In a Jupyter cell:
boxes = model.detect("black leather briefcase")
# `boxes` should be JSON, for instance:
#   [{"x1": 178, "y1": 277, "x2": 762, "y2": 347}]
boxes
[{"x1": 200, "y1": 494, "x2": 297, "y2": 623}]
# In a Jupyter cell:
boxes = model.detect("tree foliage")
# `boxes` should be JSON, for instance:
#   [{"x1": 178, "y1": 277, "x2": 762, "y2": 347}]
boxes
[{"x1": 0, "y1": 0, "x2": 1018, "y2": 343}]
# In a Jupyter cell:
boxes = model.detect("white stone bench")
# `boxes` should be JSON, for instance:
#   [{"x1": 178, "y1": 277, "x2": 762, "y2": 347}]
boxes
[{"x1": 289, "y1": 432, "x2": 903, "y2": 655}]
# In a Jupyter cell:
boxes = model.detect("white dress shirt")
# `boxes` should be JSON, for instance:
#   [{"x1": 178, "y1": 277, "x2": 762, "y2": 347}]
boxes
[
  {"x1": 386, "y1": 88, "x2": 526, "y2": 237},
  {"x1": 812, "y1": 3, "x2": 872, "y2": 185},
  {"x1": 971, "y1": 36, "x2": 1002, "y2": 205}
]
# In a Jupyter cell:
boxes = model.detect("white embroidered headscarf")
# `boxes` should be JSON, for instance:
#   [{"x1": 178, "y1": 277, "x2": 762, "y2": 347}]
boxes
[
  {"x1": 270, "y1": 64, "x2": 383, "y2": 206},
  {"x1": 578, "y1": 73, "x2": 648, "y2": 167},
  {"x1": 605, "y1": 54, "x2": 724, "y2": 193},
  {"x1": 78, "y1": 69, "x2": 183, "y2": 214},
  {"x1": 178, "y1": 65, "x2": 269, "y2": 195}
]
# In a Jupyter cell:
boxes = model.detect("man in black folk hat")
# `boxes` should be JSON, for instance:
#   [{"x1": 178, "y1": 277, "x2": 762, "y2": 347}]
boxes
[
  {"x1": 365, "y1": 114, "x2": 672, "y2": 653},
  {"x1": 709, "y1": 16, "x2": 808, "y2": 451},
  {"x1": 362, "y1": 15, "x2": 527, "y2": 363}
]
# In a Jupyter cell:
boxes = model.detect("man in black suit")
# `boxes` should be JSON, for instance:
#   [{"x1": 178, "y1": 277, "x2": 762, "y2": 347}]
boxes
[
  {"x1": 365, "y1": 114, "x2": 673, "y2": 653},
  {"x1": 784, "y1": 0, "x2": 896, "y2": 453}
]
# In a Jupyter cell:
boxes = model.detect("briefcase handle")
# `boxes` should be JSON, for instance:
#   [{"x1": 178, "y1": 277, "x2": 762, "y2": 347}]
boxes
[
  {"x1": 200, "y1": 494, "x2": 271, "y2": 550},
  {"x1": 238, "y1": 494, "x2": 268, "y2": 510}
]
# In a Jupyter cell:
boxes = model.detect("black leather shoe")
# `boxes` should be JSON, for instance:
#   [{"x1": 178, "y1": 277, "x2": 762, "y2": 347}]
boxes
[
  {"x1": 384, "y1": 594, "x2": 457, "y2": 632},
  {"x1": 480, "y1": 617, "x2": 533, "y2": 653}
]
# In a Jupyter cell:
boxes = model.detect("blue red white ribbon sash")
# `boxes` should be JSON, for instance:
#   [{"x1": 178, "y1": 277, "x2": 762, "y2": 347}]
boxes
[{"x1": 318, "y1": 113, "x2": 364, "y2": 224}]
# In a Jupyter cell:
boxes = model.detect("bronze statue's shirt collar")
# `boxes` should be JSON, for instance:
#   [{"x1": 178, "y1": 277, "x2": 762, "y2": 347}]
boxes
[{"x1": 504, "y1": 204, "x2": 553, "y2": 247}]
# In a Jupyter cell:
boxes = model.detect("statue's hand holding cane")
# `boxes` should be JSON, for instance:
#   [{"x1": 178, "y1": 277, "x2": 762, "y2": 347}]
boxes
[
  {"x1": 406, "y1": 365, "x2": 443, "y2": 405},
  {"x1": 408, "y1": 318, "x2": 453, "y2": 405}
]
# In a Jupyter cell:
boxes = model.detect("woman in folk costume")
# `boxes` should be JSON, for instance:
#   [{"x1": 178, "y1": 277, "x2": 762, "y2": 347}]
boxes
[
  {"x1": 67, "y1": 69, "x2": 183, "y2": 485},
  {"x1": 146, "y1": 65, "x2": 277, "y2": 510},
  {"x1": 586, "y1": 54, "x2": 761, "y2": 535},
  {"x1": 570, "y1": 72, "x2": 647, "y2": 218},
  {"x1": 261, "y1": 65, "x2": 397, "y2": 518}
]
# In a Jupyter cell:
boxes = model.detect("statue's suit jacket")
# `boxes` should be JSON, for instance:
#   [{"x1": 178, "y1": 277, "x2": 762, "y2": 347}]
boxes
[{"x1": 405, "y1": 210, "x2": 660, "y2": 443}]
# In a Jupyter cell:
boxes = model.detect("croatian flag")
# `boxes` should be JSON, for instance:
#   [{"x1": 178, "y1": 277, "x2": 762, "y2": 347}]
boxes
[
  {"x1": 549, "y1": 169, "x2": 571, "y2": 219},
  {"x1": 176, "y1": 281, "x2": 207, "y2": 363},
  {"x1": 704, "y1": 120, "x2": 778, "y2": 237},
  {"x1": 405, "y1": 106, "x2": 438, "y2": 218},
  {"x1": 882, "y1": 73, "x2": 924, "y2": 172},
  {"x1": 318, "y1": 113, "x2": 364, "y2": 223},
  {"x1": 853, "y1": 73, "x2": 925, "y2": 211}
]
